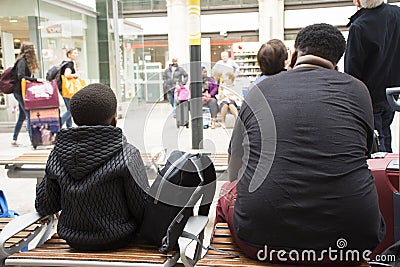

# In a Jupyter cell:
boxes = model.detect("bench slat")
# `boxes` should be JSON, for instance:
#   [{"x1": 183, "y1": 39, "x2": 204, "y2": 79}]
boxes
[
  {"x1": 197, "y1": 223, "x2": 371, "y2": 267},
  {"x1": 8, "y1": 234, "x2": 177, "y2": 265}
]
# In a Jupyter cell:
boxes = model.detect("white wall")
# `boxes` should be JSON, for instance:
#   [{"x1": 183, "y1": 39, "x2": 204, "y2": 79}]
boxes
[
  {"x1": 128, "y1": 12, "x2": 259, "y2": 35},
  {"x1": 285, "y1": 6, "x2": 358, "y2": 29}
]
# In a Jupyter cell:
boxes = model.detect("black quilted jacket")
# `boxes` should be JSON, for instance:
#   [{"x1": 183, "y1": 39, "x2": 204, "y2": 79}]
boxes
[{"x1": 35, "y1": 126, "x2": 149, "y2": 250}]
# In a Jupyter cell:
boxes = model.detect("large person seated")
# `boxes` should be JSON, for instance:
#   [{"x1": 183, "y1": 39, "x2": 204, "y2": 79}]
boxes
[{"x1": 217, "y1": 23, "x2": 385, "y2": 264}]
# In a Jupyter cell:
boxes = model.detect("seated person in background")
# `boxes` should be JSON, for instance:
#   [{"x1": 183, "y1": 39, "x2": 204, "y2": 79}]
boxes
[
  {"x1": 251, "y1": 39, "x2": 288, "y2": 88},
  {"x1": 202, "y1": 67, "x2": 219, "y2": 129},
  {"x1": 35, "y1": 83, "x2": 149, "y2": 251},
  {"x1": 218, "y1": 72, "x2": 240, "y2": 123},
  {"x1": 217, "y1": 23, "x2": 385, "y2": 264}
]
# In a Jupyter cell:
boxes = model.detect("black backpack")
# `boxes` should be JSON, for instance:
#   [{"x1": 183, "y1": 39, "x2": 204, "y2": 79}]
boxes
[
  {"x1": 46, "y1": 61, "x2": 69, "y2": 82},
  {"x1": 0, "y1": 66, "x2": 17, "y2": 94},
  {"x1": 140, "y1": 150, "x2": 217, "y2": 253}
]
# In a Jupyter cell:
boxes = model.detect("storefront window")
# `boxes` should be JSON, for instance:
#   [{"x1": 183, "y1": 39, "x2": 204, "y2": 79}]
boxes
[
  {"x1": 0, "y1": 0, "x2": 99, "y2": 122},
  {"x1": 37, "y1": 1, "x2": 92, "y2": 82},
  {"x1": 120, "y1": 21, "x2": 145, "y2": 102}
]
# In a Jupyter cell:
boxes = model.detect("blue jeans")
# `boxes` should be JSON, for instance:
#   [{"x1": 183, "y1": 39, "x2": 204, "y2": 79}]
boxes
[
  {"x1": 373, "y1": 101, "x2": 395, "y2": 152},
  {"x1": 12, "y1": 93, "x2": 31, "y2": 141},
  {"x1": 167, "y1": 90, "x2": 175, "y2": 108},
  {"x1": 61, "y1": 97, "x2": 72, "y2": 128}
]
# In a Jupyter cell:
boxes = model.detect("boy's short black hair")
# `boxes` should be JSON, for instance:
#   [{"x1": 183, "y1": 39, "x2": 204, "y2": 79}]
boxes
[
  {"x1": 295, "y1": 23, "x2": 346, "y2": 64},
  {"x1": 70, "y1": 83, "x2": 117, "y2": 126}
]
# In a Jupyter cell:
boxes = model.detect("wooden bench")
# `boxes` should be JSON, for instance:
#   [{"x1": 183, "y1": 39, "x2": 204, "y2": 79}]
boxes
[
  {"x1": 196, "y1": 223, "x2": 372, "y2": 267},
  {"x1": 0, "y1": 151, "x2": 160, "y2": 185},
  {"x1": 6, "y1": 233, "x2": 179, "y2": 267},
  {"x1": 0, "y1": 151, "x2": 228, "y2": 185},
  {"x1": 0, "y1": 216, "x2": 51, "y2": 263},
  {"x1": 0, "y1": 212, "x2": 208, "y2": 267}
]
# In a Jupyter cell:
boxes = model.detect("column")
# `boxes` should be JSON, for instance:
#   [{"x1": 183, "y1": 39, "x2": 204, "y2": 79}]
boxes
[
  {"x1": 96, "y1": 0, "x2": 123, "y2": 117},
  {"x1": 166, "y1": 0, "x2": 190, "y2": 67},
  {"x1": 28, "y1": 16, "x2": 42, "y2": 78},
  {"x1": 258, "y1": 0, "x2": 284, "y2": 42}
]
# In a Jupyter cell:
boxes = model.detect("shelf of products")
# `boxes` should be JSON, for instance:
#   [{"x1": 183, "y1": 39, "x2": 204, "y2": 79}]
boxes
[{"x1": 232, "y1": 42, "x2": 261, "y2": 79}]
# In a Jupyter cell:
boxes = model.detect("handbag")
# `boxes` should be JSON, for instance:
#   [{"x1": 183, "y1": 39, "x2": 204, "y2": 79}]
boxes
[
  {"x1": 21, "y1": 79, "x2": 59, "y2": 110},
  {"x1": 61, "y1": 75, "x2": 86, "y2": 99},
  {"x1": 0, "y1": 190, "x2": 19, "y2": 218}
]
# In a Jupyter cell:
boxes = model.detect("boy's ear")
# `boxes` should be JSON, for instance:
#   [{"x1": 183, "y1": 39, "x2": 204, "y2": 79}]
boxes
[{"x1": 110, "y1": 112, "x2": 117, "y2": 127}]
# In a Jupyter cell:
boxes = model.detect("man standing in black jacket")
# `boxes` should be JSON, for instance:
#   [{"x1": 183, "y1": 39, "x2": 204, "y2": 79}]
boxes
[{"x1": 344, "y1": 0, "x2": 400, "y2": 152}]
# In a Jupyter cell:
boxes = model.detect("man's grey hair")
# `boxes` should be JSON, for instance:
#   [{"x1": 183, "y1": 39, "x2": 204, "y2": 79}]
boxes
[{"x1": 360, "y1": 0, "x2": 383, "y2": 9}]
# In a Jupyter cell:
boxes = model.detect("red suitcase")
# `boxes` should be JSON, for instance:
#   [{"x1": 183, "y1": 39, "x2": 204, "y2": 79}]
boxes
[
  {"x1": 371, "y1": 88, "x2": 400, "y2": 256},
  {"x1": 368, "y1": 153, "x2": 400, "y2": 256}
]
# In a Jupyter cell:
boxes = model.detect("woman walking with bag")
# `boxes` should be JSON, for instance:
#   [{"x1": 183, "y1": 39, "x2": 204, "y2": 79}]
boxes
[
  {"x1": 59, "y1": 48, "x2": 79, "y2": 128},
  {"x1": 11, "y1": 42, "x2": 40, "y2": 146}
]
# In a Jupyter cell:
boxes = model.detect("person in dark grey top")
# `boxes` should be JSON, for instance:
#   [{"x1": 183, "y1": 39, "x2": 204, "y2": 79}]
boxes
[{"x1": 215, "y1": 23, "x2": 385, "y2": 264}]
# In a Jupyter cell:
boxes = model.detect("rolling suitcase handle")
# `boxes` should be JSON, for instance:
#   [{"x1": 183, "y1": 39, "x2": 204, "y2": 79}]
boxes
[{"x1": 386, "y1": 87, "x2": 400, "y2": 111}]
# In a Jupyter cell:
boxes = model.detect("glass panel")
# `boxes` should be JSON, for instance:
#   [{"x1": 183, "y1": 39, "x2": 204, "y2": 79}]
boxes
[
  {"x1": 211, "y1": 0, "x2": 240, "y2": 6},
  {"x1": 285, "y1": 0, "x2": 349, "y2": 4},
  {"x1": 121, "y1": 28, "x2": 145, "y2": 102},
  {"x1": 122, "y1": 0, "x2": 153, "y2": 11},
  {"x1": 38, "y1": 1, "x2": 88, "y2": 82},
  {"x1": 242, "y1": 0, "x2": 258, "y2": 4},
  {"x1": 153, "y1": 0, "x2": 166, "y2": 10}
]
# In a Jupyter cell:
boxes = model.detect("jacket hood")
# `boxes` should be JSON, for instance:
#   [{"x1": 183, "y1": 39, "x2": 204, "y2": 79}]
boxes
[{"x1": 54, "y1": 126, "x2": 124, "y2": 180}]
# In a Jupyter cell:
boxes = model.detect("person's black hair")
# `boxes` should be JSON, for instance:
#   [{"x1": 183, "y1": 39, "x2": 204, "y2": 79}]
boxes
[
  {"x1": 70, "y1": 83, "x2": 117, "y2": 126},
  {"x1": 294, "y1": 23, "x2": 346, "y2": 64}
]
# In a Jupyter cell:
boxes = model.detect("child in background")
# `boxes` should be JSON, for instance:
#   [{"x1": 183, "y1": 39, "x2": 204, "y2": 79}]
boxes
[{"x1": 218, "y1": 72, "x2": 239, "y2": 123}]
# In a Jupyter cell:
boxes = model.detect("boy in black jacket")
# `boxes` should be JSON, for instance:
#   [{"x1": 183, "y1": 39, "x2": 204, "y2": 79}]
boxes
[{"x1": 35, "y1": 83, "x2": 149, "y2": 250}]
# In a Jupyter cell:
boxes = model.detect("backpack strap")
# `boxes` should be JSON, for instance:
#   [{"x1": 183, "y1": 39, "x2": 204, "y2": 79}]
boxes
[
  {"x1": 154, "y1": 152, "x2": 192, "y2": 204},
  {"x1": 160, "y1": 155, "x2": 210, "y2": 253},
  {"x1": 181, "y1": 231, "x2": 240, "y2": 258}
]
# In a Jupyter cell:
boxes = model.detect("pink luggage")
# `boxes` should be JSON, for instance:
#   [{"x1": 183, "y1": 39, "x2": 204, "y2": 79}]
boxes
[{"x1": 174, "y1": 85, "x2": 190, "y2": 101}]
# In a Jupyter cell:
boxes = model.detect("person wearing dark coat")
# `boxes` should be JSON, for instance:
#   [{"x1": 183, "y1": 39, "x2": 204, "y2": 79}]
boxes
[
  {"x1": 344, "y1": 0, "x2": 400, "y2": 152},
  {"x1": 35, "y1": 83, "x2": 149, "y2": 251},
  {"x1": 162, "y1": 58, "x2": 188, "y2": 109}
]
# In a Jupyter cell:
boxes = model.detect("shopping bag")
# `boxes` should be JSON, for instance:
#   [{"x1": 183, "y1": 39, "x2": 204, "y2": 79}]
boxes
[
  {"x1": 21, "y1": 79, "x2": 59, "y2": 110},
  {"x1": 0, "y1": 190, "x2": 19, "y2": 218},
  {"x1": 61, "y1": 75, "x2": 86, "y2": 99}
]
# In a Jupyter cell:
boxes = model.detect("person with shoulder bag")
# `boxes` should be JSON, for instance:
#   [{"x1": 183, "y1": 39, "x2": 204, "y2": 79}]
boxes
[
  {"x1": 11, "y1": 42, "x2": 40, "y2": 146},
  {"x1": 59, "y1": 48, "x2": 82, "y2": 128}
]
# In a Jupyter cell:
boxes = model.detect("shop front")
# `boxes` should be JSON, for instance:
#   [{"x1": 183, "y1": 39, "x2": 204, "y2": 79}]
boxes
[
  {"x1": 0, "y1": 0, "x2": 145, "y2": 124},
  {"x1": 0, "y1": 0, "x2": 98, "y2": 123}
]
